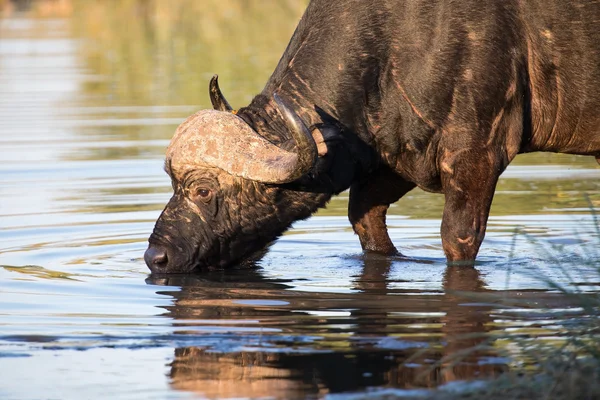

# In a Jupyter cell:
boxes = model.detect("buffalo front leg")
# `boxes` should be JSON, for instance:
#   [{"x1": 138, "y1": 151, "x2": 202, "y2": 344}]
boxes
[
  {"x1": 349, "y1": 167, "x2": 415, "y2": 255},
  {"x1": 440, "y1": 151, "x2": 503, "y2": 263}
]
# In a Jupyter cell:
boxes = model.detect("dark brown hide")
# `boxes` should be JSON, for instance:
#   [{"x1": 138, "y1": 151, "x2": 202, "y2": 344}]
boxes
[{"x1": 146, "y1": 0, "x2": 600, "y2": 272}]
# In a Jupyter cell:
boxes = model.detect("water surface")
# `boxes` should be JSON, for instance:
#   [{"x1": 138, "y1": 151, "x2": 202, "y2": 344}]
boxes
[{"x1": 1, "y1": 3, "x2": 599, "y2": 399}]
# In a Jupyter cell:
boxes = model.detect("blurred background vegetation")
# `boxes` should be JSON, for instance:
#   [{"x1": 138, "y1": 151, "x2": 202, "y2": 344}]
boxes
[
  {"x1": 1, "y1": 0, "x2": 309, "y2": 108},
  {"x1": 70, "y1": 0, "x2": 309, "y2": 107}
]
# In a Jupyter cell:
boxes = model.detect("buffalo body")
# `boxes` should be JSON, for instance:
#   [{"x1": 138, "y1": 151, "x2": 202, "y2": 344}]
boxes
[{"x1": 146, "y1": 0, "x2": 600, "y2": 273}]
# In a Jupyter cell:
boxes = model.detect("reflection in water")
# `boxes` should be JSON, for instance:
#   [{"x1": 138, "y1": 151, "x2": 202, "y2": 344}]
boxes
[
  {"x1": 147, "y1": 259, "x2": 507, "y2": 398},
  {"x1": 440, "y1": 267, "x2": 505, "y2": 383}
]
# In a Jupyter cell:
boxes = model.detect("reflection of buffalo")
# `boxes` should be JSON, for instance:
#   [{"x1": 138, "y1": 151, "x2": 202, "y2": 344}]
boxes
[
  {"x1": 148, "y1": 259, "x2": 513, "y2": 398},
  {"x1": 351, "y1": 259, "x2": 506, "y2": 385},
  {"x1": 146, "y1": 0, "x2": 600, "y2": 273},
  {"x1": 440, "y1": 266, "x2": 504, "y2": 383}
]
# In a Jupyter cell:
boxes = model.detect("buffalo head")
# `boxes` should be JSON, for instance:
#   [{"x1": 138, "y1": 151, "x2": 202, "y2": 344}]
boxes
[{"x1": 144, "y1": 76, "x2": 320, "y2": 273}]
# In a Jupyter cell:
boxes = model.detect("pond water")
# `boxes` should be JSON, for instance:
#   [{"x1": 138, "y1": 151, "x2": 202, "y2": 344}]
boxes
[{"x1": 0, "y1": 2, "x2": 599, "y2": 399}]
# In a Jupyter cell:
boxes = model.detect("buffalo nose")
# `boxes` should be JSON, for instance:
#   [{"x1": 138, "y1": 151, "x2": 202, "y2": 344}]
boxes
[{"x1": 144, "y1": 245, "x2": 168, "y2": 272}]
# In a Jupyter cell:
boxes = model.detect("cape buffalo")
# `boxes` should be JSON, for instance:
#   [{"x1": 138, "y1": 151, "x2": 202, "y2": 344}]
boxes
[{"x1": 145, "y1": 0, "x2": 600, "y2": 273}]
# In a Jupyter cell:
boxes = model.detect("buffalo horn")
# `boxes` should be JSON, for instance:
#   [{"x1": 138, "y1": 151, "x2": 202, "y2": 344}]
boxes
[
  {"x1": 270, "y1": 93, "x2": 318, "y2": 182},
  {"x1": 166, "y1": 96, "x2": 317, "y2": 184},
  {"x1": 209, "y1": 74, "x2": 233, "y2": 112}
]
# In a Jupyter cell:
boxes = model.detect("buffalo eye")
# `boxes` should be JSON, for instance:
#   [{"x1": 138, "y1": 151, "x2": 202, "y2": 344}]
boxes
[{"x1": 193, "y1": 188, "x2": 212, "y2": 203}]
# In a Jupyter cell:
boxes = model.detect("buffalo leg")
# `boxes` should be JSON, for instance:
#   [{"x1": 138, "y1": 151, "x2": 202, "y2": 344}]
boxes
[
  {"x1": 440, "y1": 152, "x2": 502, "y2": 263},
  {"x1": 349, "y1": 167, "x2": 415, "y2": 255}
]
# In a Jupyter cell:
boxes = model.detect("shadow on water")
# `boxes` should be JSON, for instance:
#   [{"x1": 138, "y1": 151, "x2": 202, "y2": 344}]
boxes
[{"x1": 144, "y1": 257, "x2": 523, "y2": 398}]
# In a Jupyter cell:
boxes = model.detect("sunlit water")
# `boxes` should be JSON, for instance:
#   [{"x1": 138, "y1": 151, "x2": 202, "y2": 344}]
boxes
[{"x1": 1, "y1": 5, "x2": 599, "y2": 400}]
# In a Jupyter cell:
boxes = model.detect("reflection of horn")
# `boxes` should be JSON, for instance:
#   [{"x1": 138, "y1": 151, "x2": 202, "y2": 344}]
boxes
[
  {"x1": 167, "y1": 96, "x2": 317, "y2": 184},
  {"x1": 170, "y1": 347, "x2": 302, "y2": 398},
  {"x1": 209, "y1": 75, "x2": 233, "y2": 112}
]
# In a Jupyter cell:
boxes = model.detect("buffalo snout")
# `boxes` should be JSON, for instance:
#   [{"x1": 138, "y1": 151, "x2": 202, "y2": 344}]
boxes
[{"x1": 144, "y1": 243, "x2": 169, "y2": 273}]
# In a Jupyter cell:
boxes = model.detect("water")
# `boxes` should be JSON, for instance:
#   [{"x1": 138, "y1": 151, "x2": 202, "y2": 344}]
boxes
[{"x1": 0, "y1": 3, "x2": 599, "y2": 399}]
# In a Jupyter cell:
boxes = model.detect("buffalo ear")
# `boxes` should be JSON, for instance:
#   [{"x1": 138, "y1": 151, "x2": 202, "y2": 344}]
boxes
[{"x1": 209, "y1": 75, "x2": 233, "y2": 112}]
